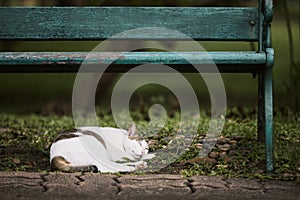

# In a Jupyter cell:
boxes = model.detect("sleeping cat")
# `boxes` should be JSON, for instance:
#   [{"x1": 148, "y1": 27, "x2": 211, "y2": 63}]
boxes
[{"x1": 50, "y1": 125, "x2": 155, "y2": 173}]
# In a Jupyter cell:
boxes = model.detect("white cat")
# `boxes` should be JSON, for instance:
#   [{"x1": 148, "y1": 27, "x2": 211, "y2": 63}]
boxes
[{"x1": 50, "y1": 125, "x2": 155, "y2": 173}]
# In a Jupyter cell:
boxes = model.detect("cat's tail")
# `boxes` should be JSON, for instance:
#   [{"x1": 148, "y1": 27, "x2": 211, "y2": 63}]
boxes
[{"x1": 50, "y1": 156, "x2": 98, "y2": 173}]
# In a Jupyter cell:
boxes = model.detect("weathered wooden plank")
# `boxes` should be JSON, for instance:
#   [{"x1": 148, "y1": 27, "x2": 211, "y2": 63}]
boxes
[
  {"x1": 0, "y1": 7, "x2": 259, "y2": 41},
  {"x1": 0, "y1": 51, "x2": 266, "y2": 73}
]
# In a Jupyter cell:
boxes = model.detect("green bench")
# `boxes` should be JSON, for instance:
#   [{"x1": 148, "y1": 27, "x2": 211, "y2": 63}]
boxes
[{"x1": 0, "y1": 0, "x2": 274, "y2": 172}]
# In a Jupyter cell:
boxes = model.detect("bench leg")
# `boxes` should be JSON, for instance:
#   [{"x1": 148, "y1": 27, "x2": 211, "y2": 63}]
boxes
[
  {"x1": 258, "y1": 68, "x2": 274, "y2": 173},
  {"x1": 258, "y1": 74, "x2": 265, "y2": 142}
]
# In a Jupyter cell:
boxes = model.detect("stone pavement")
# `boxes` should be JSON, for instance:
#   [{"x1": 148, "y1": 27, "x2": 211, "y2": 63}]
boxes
[{"x1": 0, "y1": 172, "x2": 299, "y2": 200}]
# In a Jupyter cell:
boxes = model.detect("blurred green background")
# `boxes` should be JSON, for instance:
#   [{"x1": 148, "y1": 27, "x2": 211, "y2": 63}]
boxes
[{"x1": 0, "y1": 0, "x2": 299, "y2": 114}]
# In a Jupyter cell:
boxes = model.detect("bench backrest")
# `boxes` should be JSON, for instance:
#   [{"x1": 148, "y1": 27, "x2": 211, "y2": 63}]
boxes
[{"x1": 0, "y1": 1, "x2": 272, "y2": 43}]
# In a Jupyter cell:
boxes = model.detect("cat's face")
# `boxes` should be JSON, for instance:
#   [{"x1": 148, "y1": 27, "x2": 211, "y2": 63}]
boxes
[
  {"x1": 124, "y1": 139, "x2": 149, "y2": 159},
  {"x1": 124, "y1": 124, "x2": 149, "y2": 159}
]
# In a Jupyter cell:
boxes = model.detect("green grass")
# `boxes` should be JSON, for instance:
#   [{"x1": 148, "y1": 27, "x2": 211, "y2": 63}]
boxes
[
  {"x1": 0, "y1": 108, "x2": 299, "y2": 183},
  {"x1": 181, "y1": 112, "x2": 300, "y2": 182}
]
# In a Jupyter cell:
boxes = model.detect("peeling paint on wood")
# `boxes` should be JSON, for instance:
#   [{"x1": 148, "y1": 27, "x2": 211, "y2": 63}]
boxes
[{"x1": 0, "y1": 7, "x2": 259, "y2": 41}]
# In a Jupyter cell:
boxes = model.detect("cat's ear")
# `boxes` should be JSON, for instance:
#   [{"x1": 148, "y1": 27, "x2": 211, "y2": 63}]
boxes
[{"x1": 128, "y1": 124, "x2": 137, "y2": 137}]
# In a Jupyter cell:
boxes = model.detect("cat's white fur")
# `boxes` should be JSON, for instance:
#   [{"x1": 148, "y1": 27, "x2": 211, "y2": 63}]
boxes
[{"x1": 50, "y1": 125, "x2": 155, "y2": 173}]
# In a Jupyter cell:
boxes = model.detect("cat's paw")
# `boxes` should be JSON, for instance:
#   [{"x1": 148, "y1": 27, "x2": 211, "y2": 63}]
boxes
[{"x1": 135, "y1": 161, "x2": 147, "y2": 169}]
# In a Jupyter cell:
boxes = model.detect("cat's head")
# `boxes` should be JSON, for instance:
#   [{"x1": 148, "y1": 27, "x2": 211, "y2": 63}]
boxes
[{"x1": 123, "y1": 124, "x2": 149, "y2": 159}]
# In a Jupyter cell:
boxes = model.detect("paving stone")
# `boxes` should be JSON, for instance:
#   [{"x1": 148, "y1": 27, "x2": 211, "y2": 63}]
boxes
[
  {"x1": 41, "y1": 172, "x2": 119, "y2": 199},
  {"x1": 261, "y1": 192, "x2": 300, "y2": 200},
  {"x1": 0, "y1": 171, "x2": 42, "y2": 179},
  {"x1": 191, "y1": 187, "x2": 265, "y2": 200},
  {"x1": 117, "y1": 174, "x2": 187, "y2": 187},
  {"x1": 260, "y1": 181, "x2": 300, "y2": 200},
  {"x1": 80, "y1": 173, "x2": 118, "y2": 198},
  {"x1": 263, "y1": 180, "x2": 300, "y2": 191},
  {"x1": 226, "y1": 177, "x2": 263, "y2": 190},
  {"x1": 0, "y1": 172, "x2": 299, "y2": 200},
  {"x1": 43, "y1": 172, "x2": 91, "y2": 197},
  {"x1": 115, "y1": 174, "x2": 191, "y2": 200},
  {"x1": 0, "y1": 172, "x2": 42, "y2": 186},
  {"x1": 43, "y1": 172, "x2": 81, "y2": 185},
  {"x1": 262, "y1": 180, "x2": 300, "y2": 199},
  {"x1": 42, "y1": 172, "x2": 89, "y2": 199},
  {"x1": 0, "y1": 172, "x2": 44, "y2": 199},
  {"x1": 191, "y1": 175, "x2": 227, "y2": 188}
]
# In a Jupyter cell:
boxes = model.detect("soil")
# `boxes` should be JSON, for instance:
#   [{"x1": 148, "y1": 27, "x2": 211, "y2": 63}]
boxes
[{"x1": 0, "y1": 147, "x2": 49, "y2": 172}]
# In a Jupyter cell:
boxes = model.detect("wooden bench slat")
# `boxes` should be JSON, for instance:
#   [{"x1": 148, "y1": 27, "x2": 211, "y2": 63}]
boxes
[
  {"x1": 0, "y1": 7, "x2": 259, "y2": 41},
  {"x1": 0, "y1": 51, "x2": 266, "y2": 73}
]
